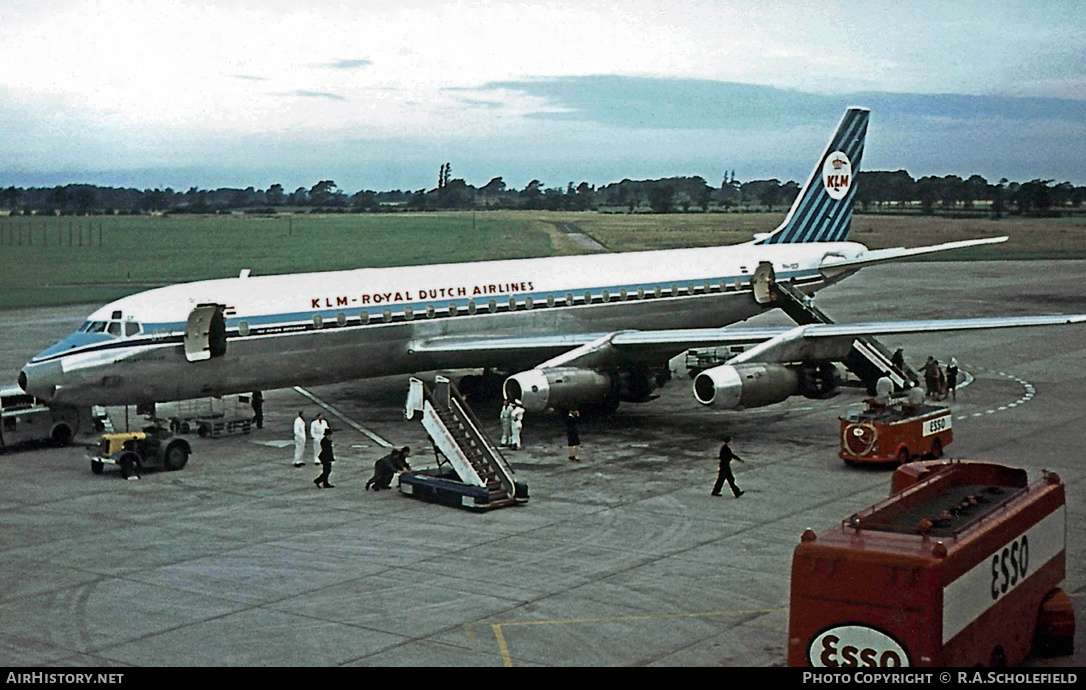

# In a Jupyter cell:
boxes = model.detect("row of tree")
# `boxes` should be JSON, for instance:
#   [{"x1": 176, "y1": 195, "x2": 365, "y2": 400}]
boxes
[{"x1": 1, "y1": 170, "x2": 1083, "y2": 217}]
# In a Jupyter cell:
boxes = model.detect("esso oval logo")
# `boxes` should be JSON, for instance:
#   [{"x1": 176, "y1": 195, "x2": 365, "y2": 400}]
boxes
[
  {"x1": 809, "y1": 625, "x2": 910, "y2": 667},
  {"x1": 822, "y1": 151, "x2": 852, "y2": 200}
]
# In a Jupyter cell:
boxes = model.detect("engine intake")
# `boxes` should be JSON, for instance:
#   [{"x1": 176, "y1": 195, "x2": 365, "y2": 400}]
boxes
[
  {"x1": 693, "y1": 363, "x2": 800, "y2": 410},
  {"x1": 504, "y1": 367, "x2": 614, "y2": 412}
]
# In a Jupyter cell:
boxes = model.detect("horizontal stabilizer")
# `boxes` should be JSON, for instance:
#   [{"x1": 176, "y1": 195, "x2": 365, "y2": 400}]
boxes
[{"x1": 819, "y1": 236, "x2": 1008, "y2": 278}]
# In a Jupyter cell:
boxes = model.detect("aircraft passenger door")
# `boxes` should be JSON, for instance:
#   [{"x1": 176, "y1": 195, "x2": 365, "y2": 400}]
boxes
[
  {"x1": 752, "y1": 262, "x2": 776, "y2": 304},
  {"x1": 184, "y1": 304, "x2": 227, "y2": 362}
]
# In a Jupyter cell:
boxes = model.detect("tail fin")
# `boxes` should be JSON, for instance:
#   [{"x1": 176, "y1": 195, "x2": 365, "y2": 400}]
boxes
[{"x1": 755, "y1": 107, "x2": 869, "y2": 245}]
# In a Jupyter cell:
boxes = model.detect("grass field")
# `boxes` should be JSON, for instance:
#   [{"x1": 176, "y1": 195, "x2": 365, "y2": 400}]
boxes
[{"x1": 0, "y1": 210, "x2": 1083, "y2": 309}]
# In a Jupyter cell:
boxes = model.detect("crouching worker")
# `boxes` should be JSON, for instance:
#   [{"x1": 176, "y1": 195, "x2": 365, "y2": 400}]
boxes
[{"x1": 365, "y1": 446, "x2": 413, "y2": 491}]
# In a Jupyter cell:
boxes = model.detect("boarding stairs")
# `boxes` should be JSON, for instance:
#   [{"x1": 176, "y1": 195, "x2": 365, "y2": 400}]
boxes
[
  {"x1": 770, "y1": 280, "x2": 920, "y2": 392},
  {"x1": 404, "y1": 376, "x2": 524, "y2": 509}
]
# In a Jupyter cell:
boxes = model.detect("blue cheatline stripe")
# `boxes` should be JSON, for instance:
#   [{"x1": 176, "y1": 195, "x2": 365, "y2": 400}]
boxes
[{"x1": 759, "y1": 109, "x2": 869, "y2": 245}]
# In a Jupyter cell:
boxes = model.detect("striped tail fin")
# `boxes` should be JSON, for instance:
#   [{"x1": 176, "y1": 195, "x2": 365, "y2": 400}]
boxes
[{"x1": 756, "y1": 107, "x2": 869, "y2": 245}]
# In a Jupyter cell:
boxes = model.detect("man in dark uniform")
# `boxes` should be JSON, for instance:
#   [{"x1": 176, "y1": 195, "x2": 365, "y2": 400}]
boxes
[
  {"x1": 251, "y1": 391, "x2": 263, "y2": 429},
  {"x1": 313, "y1": 429, "x2": 335, "y2": 489},
  {"x1": 366, "y1": 448, "x2": 398, "y2": 491},
  {"x1": 366, "y1": 447, "x2": 412, "y2": 491},
  {"x1": 711, "y1": 435, "x2": 745, "y2": 498}
]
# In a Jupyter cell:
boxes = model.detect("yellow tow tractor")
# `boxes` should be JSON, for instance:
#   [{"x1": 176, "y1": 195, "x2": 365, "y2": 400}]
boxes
[{"x1": 87, "y1": 426, "x2": 192, "y2": 479}]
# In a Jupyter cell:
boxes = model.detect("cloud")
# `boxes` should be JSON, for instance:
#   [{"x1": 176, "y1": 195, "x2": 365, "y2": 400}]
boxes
[
  {"x1": 321, "y1": 59, "x2": 373, "y2": 70},
  {"x1": 478, "y1": 76, "x2": 1086, "y2": 131},
  {"x1": 292, "y1": 90, "x2": 348, "y2": 101}
]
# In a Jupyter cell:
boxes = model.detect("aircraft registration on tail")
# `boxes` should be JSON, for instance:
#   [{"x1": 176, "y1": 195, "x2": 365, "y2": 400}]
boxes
[{"x1": 18, "y1": 108, "x2": 1086, "y2": 414}]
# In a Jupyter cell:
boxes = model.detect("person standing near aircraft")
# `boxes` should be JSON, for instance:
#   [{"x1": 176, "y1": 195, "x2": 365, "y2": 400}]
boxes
[
  {"x1": 946, "y1": 357, "x2": 959, "y2": 400},
  {"x1": 310, "y1": 413, "x2": 329, "y2": 465},
  {"x1": 499, "y1": 399, "x2": 513, "y2": 447},
  {"x1": 313, "y1": 429, "x2": 335, "y2": 488},
  {"x1": 509, "y1": 400, "x2": 524, "y2": 450},
  {"x1": 711, "y1": 436, "x2": 745, "y2": 498},
  {"x1": 293, "y1": 411, "x2": 307, "y2": 467},
  {"x1": 566, "y1": 408, "x2": 581, "y2": 461},
  {"x1": 251, "y1": 391, "x2": 263, "y2": 429}
]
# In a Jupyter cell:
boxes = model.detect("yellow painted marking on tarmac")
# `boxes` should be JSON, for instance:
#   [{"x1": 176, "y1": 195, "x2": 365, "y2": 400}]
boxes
[{"x1": 491, "y1": 605, "x2": 786, "y2": 667}]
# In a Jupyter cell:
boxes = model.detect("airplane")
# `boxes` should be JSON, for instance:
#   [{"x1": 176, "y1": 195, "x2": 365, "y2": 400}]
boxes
[{"x1": 18, "y1": 107, "x2": 1086, "y2": 415}]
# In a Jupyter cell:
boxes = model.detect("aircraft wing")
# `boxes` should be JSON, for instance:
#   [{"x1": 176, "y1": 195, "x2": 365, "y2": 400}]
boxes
[
  {"x1": 412, "y1": 313, "x2": 1086, "y2": 369},
  {"x1": 819, "y1": 236, "x2": 1008, "y2": 279}
]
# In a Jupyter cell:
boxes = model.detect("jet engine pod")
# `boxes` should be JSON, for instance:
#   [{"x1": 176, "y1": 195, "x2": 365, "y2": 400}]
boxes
[
  {"x1": 693, "y1": 363, "x2": 800, "y2": 410},
  {"x1": 504, "y1": 367, "x2": 614, "y2": 412}
]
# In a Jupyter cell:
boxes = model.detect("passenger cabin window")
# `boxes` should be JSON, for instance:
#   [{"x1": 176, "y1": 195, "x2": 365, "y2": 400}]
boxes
[
  {"x1": 404, "y1": 306, "x2": 414, "y2": 321},
  {"x1": 336, "y1": 312, "x2": 346, "y2": 327},
  {"x1": 382, "y1": 308, "x2": 392, "y2": 323},
  {"x1": 449, "y1": 303, "x2": 458, "y2": 317},
  {"x1": 313, "y1": 314, "x2": 324, "y2": 329},
  {"x1": 507, "y1": 297, "x2": 516, "y2": 311},
  {"x1": 426, "y1": 305, "x2": 435, "y2": 319},
  {"x1": 361, "y1": 311, "x2": 370, "y2": 324},
  {"x1": 239, "y1": 321, "x2": 250, "y2": 336},
  {"x1": 524, "y1": 296, "x2": 534, "y2": 310},
  {"x1": 546, "y1": 295, "x2": 555, "y2": 307}
]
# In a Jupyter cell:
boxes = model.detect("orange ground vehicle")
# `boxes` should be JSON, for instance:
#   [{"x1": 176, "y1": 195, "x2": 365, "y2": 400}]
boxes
[
  {"x1": 840, "y1": 400, "x2": 953, "y2": 464},
  {"x1": 788, "y1": 460, "x2": 1074, "y2": 667}
]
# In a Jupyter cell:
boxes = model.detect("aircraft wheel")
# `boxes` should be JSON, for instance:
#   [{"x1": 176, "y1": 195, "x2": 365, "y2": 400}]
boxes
[
  {"x1": 51, "y1": 425, "x2": 73, "y2": 447},
  {"x1": 91, "y1": 460, "x2": 104, "y2": 475}
]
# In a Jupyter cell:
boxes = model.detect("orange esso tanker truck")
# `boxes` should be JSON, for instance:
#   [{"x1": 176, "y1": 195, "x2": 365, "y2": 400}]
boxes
[{"x1": 788, "y1": 460, "x2": 1073, "y2": 667}]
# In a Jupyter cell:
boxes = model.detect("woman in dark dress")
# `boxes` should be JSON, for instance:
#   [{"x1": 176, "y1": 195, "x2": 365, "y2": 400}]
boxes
[{"x1": 566, "y1": 409, "x2": 581, "y2": 462}]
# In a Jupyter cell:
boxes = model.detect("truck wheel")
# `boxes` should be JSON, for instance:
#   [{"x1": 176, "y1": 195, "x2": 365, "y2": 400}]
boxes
[
  {"x1": 91, "y1": 460, "x2": 104, "y2": 475},
  {"x1": 897, "y1": 447, "x2": 911, "y2": 465},
  {"x1": 163, "y1": 443, "x2": 189, "y2": 471},
  {"x1": 930, "y1": 438, "x2": 943, "y2": 459}
]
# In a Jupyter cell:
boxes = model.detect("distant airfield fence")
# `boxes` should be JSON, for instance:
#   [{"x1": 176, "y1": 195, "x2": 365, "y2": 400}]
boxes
[{"x1": 2, "y1": 217, "x2": 104, "y2": 247}]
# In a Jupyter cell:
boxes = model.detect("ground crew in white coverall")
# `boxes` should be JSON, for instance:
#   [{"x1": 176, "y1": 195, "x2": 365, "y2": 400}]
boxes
[
  {"x1": 509, "y1": 400, "x2": 524, "y2": 450},
  {"x1": 293, "y1": 411, "x2": 307, "y2": 467},
  {"x1": 310, "y1": 413, "x2": 329, "y2": 464}
]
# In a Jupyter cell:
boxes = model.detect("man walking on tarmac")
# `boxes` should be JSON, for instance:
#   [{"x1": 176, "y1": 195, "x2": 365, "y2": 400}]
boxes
[{"x1": 711, "y1": 436, "x2": 746, "y2": 498}]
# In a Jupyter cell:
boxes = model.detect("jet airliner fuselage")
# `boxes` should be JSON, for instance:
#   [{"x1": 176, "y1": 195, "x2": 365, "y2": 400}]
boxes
[{"x1": 20, "y1": 239, "x2": 865, "y2": 406}]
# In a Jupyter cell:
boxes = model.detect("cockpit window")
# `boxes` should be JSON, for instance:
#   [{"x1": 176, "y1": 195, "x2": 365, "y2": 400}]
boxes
[
  {"x1": 84, "y1": 321, "x2": 107, "y2": 334},
  {"x1": 106, "y1": 322, "x2": 122, "y2": 336},
  {"x1": 124, "y1": 322, "x2": 141, "y2": 337}
]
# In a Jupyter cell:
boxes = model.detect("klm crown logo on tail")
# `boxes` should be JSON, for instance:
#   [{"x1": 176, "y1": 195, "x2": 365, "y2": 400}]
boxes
[{"x1": 757, "y1": 107, "x2": 868, "y2": 245}]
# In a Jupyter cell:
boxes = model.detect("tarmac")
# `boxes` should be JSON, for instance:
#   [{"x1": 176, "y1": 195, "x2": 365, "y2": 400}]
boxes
[{"x1": 0, "y1": 260, "x2": 1084, "y2": 667}]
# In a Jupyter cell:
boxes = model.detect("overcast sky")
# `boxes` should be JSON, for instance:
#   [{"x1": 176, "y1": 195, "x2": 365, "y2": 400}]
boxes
[{"x1": 1, "y1": 0, "x2": 1083, "y2": 192}]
